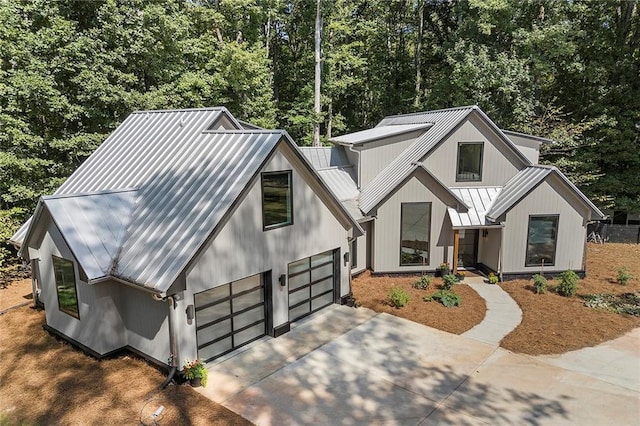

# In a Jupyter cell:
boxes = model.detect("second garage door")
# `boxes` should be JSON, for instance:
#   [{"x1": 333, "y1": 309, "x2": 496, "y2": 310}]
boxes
[{"x1": 288, "y1": 249, "x2": 338, "y2": 322}]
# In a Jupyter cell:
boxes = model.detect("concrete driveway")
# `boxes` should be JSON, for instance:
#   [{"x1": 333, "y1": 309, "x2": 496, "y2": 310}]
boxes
[{"x1": 197, "y1": 305, "x2": 640, "y2": 425}]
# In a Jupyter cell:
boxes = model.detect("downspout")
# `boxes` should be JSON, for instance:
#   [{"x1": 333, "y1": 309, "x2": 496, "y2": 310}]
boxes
[
  {"x1": 347, "y1": 145, "x2": 361, "y2": 188},
  {"x1": 153, "y1": 294, "x2": 178, "y2": 388},
  {"x1": 499, "y1": 227, "x2": 505, "y2": 282}
]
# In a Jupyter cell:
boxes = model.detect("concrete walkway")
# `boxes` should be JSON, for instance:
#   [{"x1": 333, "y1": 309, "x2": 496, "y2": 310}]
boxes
[{"x1": 462, "y1": 276, "x2": 523, "y2": 345}]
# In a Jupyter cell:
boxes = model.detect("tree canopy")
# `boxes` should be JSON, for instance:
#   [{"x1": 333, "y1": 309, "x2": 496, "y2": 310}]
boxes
[{"x1": 1, "y1": 0, "x2": 639, "y2": 265}]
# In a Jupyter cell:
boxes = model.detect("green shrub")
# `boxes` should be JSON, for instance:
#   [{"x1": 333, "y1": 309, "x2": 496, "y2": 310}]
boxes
[
  {"x1": 388, "y1": 287, "x2": 409, "y2": 308},
  {"x1": 487, "y1": 272, "x2": 499, "y2": 284},
  {"x1": 413, "y1": 275, "x2": 431, "y2": 290},
  {"x1": 616, "y1": 267, "x2": 634, "y2": 286},
  {"x1": 432, "y1": 290, "x2": 461, "y2": 308},
  {"x1": 423, "y1": 295, "x2": 433, "y2": 302},
  {"x1": 442, "y1": 273, "x2": 459, "y2": 290},
  {"x1": 556, "y1": 270, "x2": 579, "y2": 297},
  {"x1": 532, "y1": 274, "x2": 547, "y2": 294}
]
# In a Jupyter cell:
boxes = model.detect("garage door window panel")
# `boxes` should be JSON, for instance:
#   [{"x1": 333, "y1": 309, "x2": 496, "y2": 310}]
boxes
[{"x1": 288, "y1": 249, "x2": 337, "y2": 322}]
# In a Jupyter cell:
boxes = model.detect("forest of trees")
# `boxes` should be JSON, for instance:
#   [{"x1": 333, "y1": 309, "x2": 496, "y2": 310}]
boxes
[{"x1": 0, "y1": 0, "x2": 639, "y2": 266}]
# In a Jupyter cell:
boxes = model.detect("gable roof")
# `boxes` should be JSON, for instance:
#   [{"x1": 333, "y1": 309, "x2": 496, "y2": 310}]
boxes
[
  {"x1": 360, "y1": 162, "x2": 467, "y2": 214},
  {"x1": 502, "y1": 129, "x2": 554, "y2": 145},
  {"x1": 38, "y1": 189, "x2": 137, "y2": 280},
  {"x1": 18, "y1": 109, "x2": 363, "y2": 294},
  {"x1": 359, "y1": 106, "x2": 531, "y2": 213},
  {"x1": 11, "y1": 107, "x2": 242, "y2": 246},
  {"x1": 330, "y1": 124, "x2": 432, "y2": 145},
  {"x1": 485, "y1": 165, "x2": 605, "y2": 221}
]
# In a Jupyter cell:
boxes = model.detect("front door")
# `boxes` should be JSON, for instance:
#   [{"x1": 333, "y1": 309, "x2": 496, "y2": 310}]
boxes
[{"x1": 457, "y1": 229, "x2": 479, "y2": 269}]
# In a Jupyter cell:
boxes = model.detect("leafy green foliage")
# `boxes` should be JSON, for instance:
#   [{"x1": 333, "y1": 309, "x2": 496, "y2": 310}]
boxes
[
  {"x1": 616, "y1": 267, "x2": 634, "y2": 286},
  {"x1": 556, "y1": 270, "x2": 579, "y2": 297},
  {"x1": 584, "y1": 293, "x2": 640, "y2": 316},
  {"x1": 183, "y1": 359, "x2": 208, "y2": 387},
  {"x1": 387, "y1": 287, "x2": 409, "y2": 308},
  {"x1": 442, "y1": 274, "x2": 459, "y2": 290},
  {"x1": 532, "y1": 274, "x2": 547, "y2": 294},
  {"x1": 413, "y1": 275, "x2": 431, "y2": 290},
  {"x1": 430, "y1": 290, "x2": 461, "y2": 308},
  {"x1": 488, "y1": 272, "x2": 499, "y2": 285}
]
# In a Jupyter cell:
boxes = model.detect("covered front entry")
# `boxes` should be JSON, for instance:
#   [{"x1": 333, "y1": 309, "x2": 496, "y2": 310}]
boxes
[
  {"x1": 288, "y1": 249, "x2": 339, "y2": 322},
  {"x1": 194, "y1": 273, "x2": 268, "y2": 362}
]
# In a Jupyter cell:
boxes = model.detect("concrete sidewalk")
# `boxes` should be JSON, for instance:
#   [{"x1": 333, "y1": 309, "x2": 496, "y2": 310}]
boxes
[
  {"x1": 198, "y1": 305, "x2": 639, "y2": 425},
  {"x1": 462, "y1": 276, "x2": 523, "y2": 345}
]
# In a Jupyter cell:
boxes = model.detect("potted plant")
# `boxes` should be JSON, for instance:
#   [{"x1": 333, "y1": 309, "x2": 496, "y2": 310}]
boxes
[
  {"x1": 455, "y1": 270, "x2": 466, "y2": 281},
  {"x1": 488, "y1": 272, "x2": 499, "y2": 284},
  {"x1": 438, "y1": 262, "x2": 450, "y2": 277},
  {"x1": 183, "y1": 359, "x2": 208, "y2": 387}
]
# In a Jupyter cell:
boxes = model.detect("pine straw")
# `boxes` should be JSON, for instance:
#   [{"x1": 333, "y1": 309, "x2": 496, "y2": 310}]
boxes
[
  {"x1": 352, "y1": 272, "x2": 486, "y2": 334},
  {"x1": 0, "y1": 307, "x2": 251, "y2": 426},
  {"x1": 0, "y1": 278, "x2": 32, "y2": 312},
  {"x1": 500, "y1": 243, "x2": 640, "y2": 355}
]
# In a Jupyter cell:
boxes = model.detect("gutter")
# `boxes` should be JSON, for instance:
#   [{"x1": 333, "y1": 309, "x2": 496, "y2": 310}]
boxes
[
  {"x1": 152, "y1": 294, "x2": 179, "y2": 387},
  {"x1": 89, "y1": 275, "x2": 167, "y2": 298},
  {"x1": 346, "y1": 145, "x2": 362, "y2": 189}
]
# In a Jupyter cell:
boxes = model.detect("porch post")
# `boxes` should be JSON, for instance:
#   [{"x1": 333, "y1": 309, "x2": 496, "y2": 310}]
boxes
[{"x1": 452, "y1": 229, "x2": 459, "y2": 271}]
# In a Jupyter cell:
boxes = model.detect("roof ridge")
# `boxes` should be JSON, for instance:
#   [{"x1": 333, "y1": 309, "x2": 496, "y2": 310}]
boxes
[
  {"x1": 131, "y1": 107, "x2": 227, "y2": 114},
  {"x1": 381, "y1": 105, "x2": 477, "y2": 120}
]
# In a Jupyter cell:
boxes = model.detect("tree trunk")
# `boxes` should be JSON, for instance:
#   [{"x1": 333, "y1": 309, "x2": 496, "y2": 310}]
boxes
[
  {"x1": 313, "y1": 0, "x2": 322, "y2": 147},
  {"x1": 414, "y1": 0, "x2": 424, "y2": 108},
  {"x1": 327, "y1": 101, "x2": 332, "y2": 139}
]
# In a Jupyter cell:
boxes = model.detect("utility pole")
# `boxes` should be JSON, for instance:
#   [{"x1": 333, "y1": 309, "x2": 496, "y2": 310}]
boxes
[{"x1": 313, "y1": 0, "x2": 322, "y2": 146}]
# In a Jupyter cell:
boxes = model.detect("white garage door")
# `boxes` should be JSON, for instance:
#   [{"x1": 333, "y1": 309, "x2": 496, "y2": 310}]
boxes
[
  {"x1": 195, "y1": 274, "x2": 266, "y2": 362},
  {"x1": 288, "y1": 249, "x2": 337, "y2": 322}
]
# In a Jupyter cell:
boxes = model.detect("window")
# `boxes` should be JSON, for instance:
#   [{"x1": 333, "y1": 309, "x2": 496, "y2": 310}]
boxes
[
  {"x1": 350, "y1": 238, "x2": 358, "y2": 269},
  {"x1": 52, "y1": 256, "x2": 79, "y2": 319},
  {"x1": 525, "y1": 215, "x2": 559, "y2": 267},
  {"x1": 261, "y1": 171, "x2": 293, "y2": 229},
  {"x1": 457, "y1": 142, "x2": 483, "y2": 182},
  {"x1": 400, "y1": 203, "x2": 431, "y2": 266}
]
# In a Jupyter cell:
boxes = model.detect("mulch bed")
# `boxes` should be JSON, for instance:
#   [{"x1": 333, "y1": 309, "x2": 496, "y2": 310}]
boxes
[
  {"x1": 500, "y1": 243, "x2": 640, "y2": 355},
  {"x1": 352, "y1": 271, "x2": 486, "y2": 334}
]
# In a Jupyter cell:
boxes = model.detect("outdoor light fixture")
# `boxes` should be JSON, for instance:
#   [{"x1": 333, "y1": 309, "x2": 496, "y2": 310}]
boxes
[
  {"x1": 344, "y1": 252, "x2": 350, "y2": 265},
  {"x1": 186, "y1": 304, "x2": 195, "y2": 320},
  {"x1": 279, "y1": 274, "x2": 286, "y2": 287}
]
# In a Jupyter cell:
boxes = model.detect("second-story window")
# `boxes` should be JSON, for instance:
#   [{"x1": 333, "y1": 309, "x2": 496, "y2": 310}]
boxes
[
  {"x1": 262, "y1": 171, "x2": 293, "y2": 230},
  {"x1": 457, "y1": 142, "x2": 483, "y2": 182}
]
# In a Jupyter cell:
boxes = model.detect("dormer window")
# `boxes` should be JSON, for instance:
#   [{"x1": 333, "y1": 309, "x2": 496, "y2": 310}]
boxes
[{"x1": 457, "y1": 142, "x2": 483, "y2": 182}]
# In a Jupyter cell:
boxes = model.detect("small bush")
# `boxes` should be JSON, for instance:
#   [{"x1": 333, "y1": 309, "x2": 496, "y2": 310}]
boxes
[
  {"x1": 388, "y1": 287, "x2": 409, "y2": 308},
  {"x1": 432, "y1": 290, "x2": 461, "y2": 308},
  {"x1": 487, "y1": 272, "x2": 499, "y2": 284},
  {"x1": 442, "y1": 273, "x2": 459, "y2": 290},
  {"x1": 532, "y1": 274, "x2": 547, "y2": 294},
  {"x1": 556, "y1": 270, "x2": 579, "y2": 297},
  {"x1": 423, "y1": 295, "x2": 433, "y2": 302},
  {"x1": 616, "y1": 267, "x2": 634, "y2": 286},
  {"x1": 413, "y1": 275, "x2": 431, "y2": 290}
]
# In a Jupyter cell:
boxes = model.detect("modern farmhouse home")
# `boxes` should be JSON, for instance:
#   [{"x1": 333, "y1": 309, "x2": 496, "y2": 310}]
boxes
[
  {"x1": 301, "y1": 105, "x2": 605, "y2": 279},
  {"x1": 11, "y1": 107, "x2": 362, "y2": 368},
  {"x1": 10, "y1": 105, "x2": 604, "y2": 370}
]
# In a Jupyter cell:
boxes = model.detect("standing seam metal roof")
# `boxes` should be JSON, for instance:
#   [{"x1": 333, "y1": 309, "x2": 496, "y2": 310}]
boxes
[
  {"x1": 485, "y1": 165, "x2": 605, "y2": 221},
  {"x1": 447, "y1": 187, "x2": 502, "y2": 228},
  {"x1": 360, "y1": 106, "x2": 532, "y2": 214},
  {"x1": 329, "y1": 124, "x2": 433, "y2": 145}
]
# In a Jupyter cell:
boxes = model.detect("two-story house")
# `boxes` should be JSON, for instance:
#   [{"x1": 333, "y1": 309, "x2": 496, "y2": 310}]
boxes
[{"x1": 301, "y1": 105, "x2": 605, "y2": 279}]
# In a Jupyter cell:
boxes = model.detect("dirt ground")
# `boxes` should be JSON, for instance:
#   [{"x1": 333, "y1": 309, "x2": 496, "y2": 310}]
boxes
[
  {"x1": 0, "y1": 305, "x2": 251, "y2": 426},
  {"x1": 0, "y1": 278, "x2": 32, "y2": 312},
  {"x1": 352, "y1": 272, "x2": 486, "y2": 334},
  {"x1": 501, "y1": 243, "x2": 640, "y2": 355}
]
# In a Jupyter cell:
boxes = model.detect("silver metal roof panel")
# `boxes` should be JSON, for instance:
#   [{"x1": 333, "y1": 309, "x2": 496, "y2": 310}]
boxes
[
  {"x1": 485, "y1": 165, "x2": 605, "y2": 221},
  {"x1": 447, "y1": 187, "x2": 502, "y2": 229},
  {"x1": 330, "y1": 124, "x2": 432, "y2": 145},
  {"x1": 42, "y1": 189, "x2": 137, "y2": 279},
  {"x1": 299, "y1": 146, "x2": 352, "y2": 170},
  {"x1": 316, "y1": 168, "x2": 359, "y2": 202}
]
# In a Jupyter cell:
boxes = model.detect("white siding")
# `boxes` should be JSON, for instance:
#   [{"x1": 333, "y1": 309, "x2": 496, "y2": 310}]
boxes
[
  {"x1": 35, "y1": 215, "x2": 126, "y2": 355},
  {"x1": 358, "y1": 131, "x2": 424, "y2": 186},
  {"x1": 184, "y1": 145, "x2": 351, "y2": 362},
  {"x1": 351, "y1": 221, "x2": 370, "y2": 274},
  {"x1": 506, "y1": 134, "x2": 541, "y2": 164},
  {"x1": 501, "y1": 175, "x2": 590, "y2": 273},
  {"x1": 477, "y1": 228, "x2": 502, "y2": 271},
  {"x1": 423, "y1": 115, "x2": 523, "y2": 187},
  {"x1": 373, "y1": 175, "x2": 454, "y2": 273}
]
